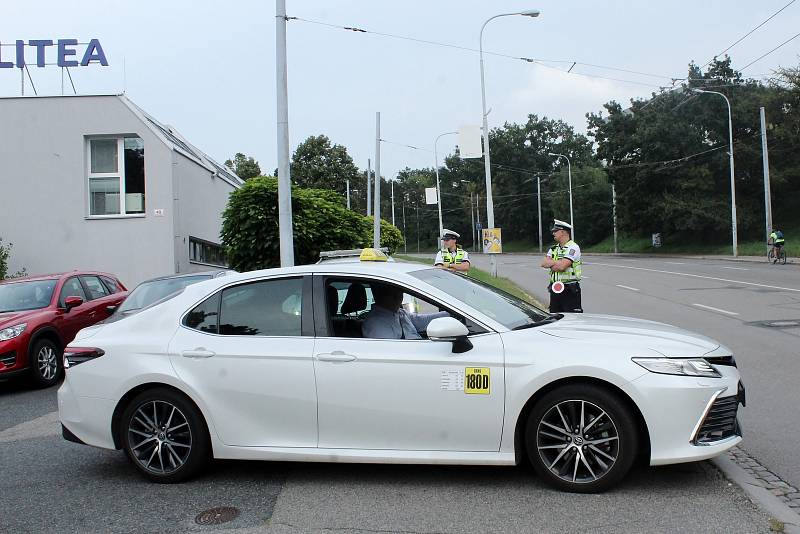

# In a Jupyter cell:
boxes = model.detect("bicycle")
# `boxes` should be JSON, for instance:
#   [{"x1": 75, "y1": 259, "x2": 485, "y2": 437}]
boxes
[{"x1": 767, "y1": 245, "x2": 787, "y2": 264}]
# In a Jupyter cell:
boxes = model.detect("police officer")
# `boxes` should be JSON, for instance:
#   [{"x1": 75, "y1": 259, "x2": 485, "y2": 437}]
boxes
[
  {"x1": 434, "y1": 229, "x2": 470, "y2": 272},
  {"x1": 541, "y1": 219, "x2": 583, "y2": 313}
]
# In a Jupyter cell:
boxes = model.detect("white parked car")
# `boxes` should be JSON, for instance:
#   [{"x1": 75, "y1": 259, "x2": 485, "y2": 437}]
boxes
[{"x1": 58, "y1": 259, "x2": 744, "y2": 493}]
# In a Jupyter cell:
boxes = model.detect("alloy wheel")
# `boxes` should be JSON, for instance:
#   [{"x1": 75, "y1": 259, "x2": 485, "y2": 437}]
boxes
[
  {"x1": 536, "y1": 399, "x2": 619, "y2": 484},
  {"x1": 127, "y1": 400, "x2": 193, "y2": 475},
  {"x1": 37, "y1": 345, "x2": 58, "y2": 381}
]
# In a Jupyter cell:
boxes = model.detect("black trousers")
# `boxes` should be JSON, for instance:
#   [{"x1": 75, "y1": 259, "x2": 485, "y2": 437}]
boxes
[{"x1": 548, "y1": 282, "x2": 583, "y2": 313}]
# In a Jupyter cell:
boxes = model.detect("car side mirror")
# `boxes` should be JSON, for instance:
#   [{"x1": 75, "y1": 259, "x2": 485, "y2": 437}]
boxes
[
  {"x1": 427, "y1": 317, "x2": 473, "y2": 353},
  {"x1": 64, "y1": 296, "x2": 83, "y2": 312},
  {"x1": 106, "y1": 305, "x2": 117, "y2": 314}
]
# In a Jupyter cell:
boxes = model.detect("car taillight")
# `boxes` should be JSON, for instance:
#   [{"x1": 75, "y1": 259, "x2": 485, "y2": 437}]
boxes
[{"x1": 63, "y1": 347, "x2": 105, "y2": 368}]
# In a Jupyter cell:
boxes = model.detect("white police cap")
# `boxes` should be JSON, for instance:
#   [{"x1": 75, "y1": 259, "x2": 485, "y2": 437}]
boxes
[
  {"x1": 441, "y1": 229, "x2": 460, "y2": 240},
  {"x1": 550, "y1": 219, "x2": 573, "y2": 232}
]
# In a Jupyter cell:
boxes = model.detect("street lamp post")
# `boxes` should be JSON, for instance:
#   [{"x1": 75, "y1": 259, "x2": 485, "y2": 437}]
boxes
[
  {"x1": 693, "y1": 88, "x2": 738, "y2": 257},
  {"x1": 275, "y1": 0, "x2": 294, "y2": 266},
  {"x1": 548, "y1": 152, "x2": 574, "y2": 240},
  {"x1": 480, "y1": 9, "x2": 540, "y2": 275},
  {"x1": 434, "y1": 131, "x2": 458, "y2": 241}
]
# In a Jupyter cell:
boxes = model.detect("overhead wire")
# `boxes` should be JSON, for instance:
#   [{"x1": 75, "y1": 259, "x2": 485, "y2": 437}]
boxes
[
  {"x1": 702, "y1": 0, "x2": 798, "y2": 68},
  {"x1": 288, "y1": 16, "x2": 675, "y2": 89},
  {"x1": 739, "y1": 30, "x2": 800, "y2": 71}
]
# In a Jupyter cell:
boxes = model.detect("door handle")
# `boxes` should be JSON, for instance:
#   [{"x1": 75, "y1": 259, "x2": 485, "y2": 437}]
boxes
[
  {"x1": 315, "y1": 351, "x2": 356, "y2": 362},
  {"x1": 181, "y1": 348, "x2": 215, "y2": 358}
]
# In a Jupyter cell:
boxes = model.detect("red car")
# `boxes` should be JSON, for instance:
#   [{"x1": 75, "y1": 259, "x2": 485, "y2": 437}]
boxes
[{"x1": 0, "y1": 271, "x2": 127, "y2": 387}]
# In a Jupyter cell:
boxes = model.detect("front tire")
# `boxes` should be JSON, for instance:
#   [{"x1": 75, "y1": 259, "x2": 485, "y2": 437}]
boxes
[
  {"x1": 525, "y1": 384, "x2": 638, "y2": 493},
  {"x1": 120, "y1": 388, "x2": 210, "y2": 483},
  {"x1": 29, "y1": 338, "x2": 62, "y2": 388}
]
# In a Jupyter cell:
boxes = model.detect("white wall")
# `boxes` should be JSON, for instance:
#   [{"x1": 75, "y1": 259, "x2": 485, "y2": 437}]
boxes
[{"x1": 0, "y1": 95, "x2": 175, "y2": 287}]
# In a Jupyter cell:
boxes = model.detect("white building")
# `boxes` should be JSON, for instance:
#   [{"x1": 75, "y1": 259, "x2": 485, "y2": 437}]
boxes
[{"x1": 0, "y1": 94, "x2": 243, "y2": 286}]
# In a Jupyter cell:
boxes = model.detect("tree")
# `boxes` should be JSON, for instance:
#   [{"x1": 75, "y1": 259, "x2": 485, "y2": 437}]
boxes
[
  {"x1": 224, "y1": 152, "x2": 261, "y2": 180},
  {"x1": 291, "y1": 135, "x2": 360, "y2": 193},
  {"x1": 0, "y1": 238, "x2": 26, "y2": 280},
  {"x1": 587, "y1": 57, "x2": 799, "y2": 243},
  {"x1": 221, "y1": 177, "x2": 403, "y2": 271}
]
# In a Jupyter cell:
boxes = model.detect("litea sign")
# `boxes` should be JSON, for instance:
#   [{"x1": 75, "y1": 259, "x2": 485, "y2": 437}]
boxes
[{"x1": 0, "y1": 39, "x2": 108, "y2": 68}]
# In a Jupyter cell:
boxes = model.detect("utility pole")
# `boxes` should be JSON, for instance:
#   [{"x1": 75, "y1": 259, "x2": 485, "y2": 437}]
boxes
[
  {"x1": 476, "y1": 193, "x2": 481, "y2": 252},
  {"x1": 402, "y1": 200, "x2": 407, "y2": 254},
  {"x1": 469, "y1": 190, "x2": 475, "y2": 252},
  {"x1": 760, "y1": 107, "x2": 773, "y2": 254},
  {"x1": 366, "y1": 159, "x2": 372, "y2": 216},
  {"x1": 373, "y1": 112, "x2": 381, "y2": 248},
  {"x1": 612, "y1": 182, "x2": 618, "y2": 254},
  {"x1": 275, "y1": 0, "x2": 294, "y2": 267},
  {"x1": 416, "y1": 203, "x2": 420, "y2": 253},
  {"x1": 537, "y1": 176, "x2": 543, "y2": 253},
  {"x1": 346, "y1": 179, "x2": 351, "y2": 209},
  {"x1": 391, "y1": 179, "x2": 395, "y2": 226}
]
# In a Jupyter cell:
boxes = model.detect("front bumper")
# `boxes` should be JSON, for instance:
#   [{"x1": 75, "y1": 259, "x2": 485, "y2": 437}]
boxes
[{"x1": 630, "y1": 366, "x2": 743, "y2": 465}]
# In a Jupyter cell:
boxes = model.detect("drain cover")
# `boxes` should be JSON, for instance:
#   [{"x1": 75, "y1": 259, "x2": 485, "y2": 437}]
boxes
[{"x1": 195, "y1": 506, "x2": 240, "y2": 525}]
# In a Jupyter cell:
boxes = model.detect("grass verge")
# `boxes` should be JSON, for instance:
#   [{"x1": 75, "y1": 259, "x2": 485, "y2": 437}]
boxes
[{"x1": 395, "y1": 254, "x2": 546, "y2": 309}]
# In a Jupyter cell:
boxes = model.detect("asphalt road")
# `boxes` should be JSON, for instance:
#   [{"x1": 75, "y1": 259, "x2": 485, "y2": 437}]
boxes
[
  {"x1": 468, "y1": 252, "x2": 800, "y2": 493},
  {"x1": 0, "y1": 295, "x2": 778, "y2": 533}
]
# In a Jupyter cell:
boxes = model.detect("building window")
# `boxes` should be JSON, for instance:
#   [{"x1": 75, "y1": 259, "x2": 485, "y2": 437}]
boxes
[
  {"x1": 87, "y1": 137, "x2": 145, "y2": 216},
  {"x1": 189, "y1": 237, "x2": 227, "y2": 267}
]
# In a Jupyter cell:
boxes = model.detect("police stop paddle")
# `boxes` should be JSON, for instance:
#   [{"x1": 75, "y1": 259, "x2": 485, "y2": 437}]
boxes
[{"x1": 551, "y1": 281, "x2": 565, "y2": 294}]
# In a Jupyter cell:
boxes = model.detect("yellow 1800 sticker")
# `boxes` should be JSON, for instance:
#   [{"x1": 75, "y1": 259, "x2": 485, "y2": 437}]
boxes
[{"x1": 464, "y1": 367, "x2": 490, "y2": 395}]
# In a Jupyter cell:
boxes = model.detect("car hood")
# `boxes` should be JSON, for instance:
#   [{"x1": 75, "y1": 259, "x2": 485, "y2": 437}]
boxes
[
  {"x1": 0, "y1": 310, "x2": 34, "y2": 327},
  {"x1": 539, "y1": 313, "x2": 723, "y2": 357}
]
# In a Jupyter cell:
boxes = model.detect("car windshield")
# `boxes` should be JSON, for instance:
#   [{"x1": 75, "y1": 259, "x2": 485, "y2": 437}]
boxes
[
  {"x1": 0, "y1": 279, "x2": 57, "y2": 312},
  {"x1": 117, "y1": 275, "x2": 212, "y2": 314},
  {"x1": 411, "y1": 269, "x2": 552, "y2": 330}
]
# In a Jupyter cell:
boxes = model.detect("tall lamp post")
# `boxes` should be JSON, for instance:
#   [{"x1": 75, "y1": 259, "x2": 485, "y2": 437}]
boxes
[
  {"x1": 548, "y1": 152, "x2": 574, "y2": 241},
  {"x1": 480, "y1": 9, "x2": 540, "y2": 275},
  {"x1": 276, "y1": 0, "x2": 294, "y2": 266},
  {"x1": 693, "y1": 88, "x2": 738, "y2": 257},
  {"x1": 434, "y1": 131, "x2": 458, "y2": 241}
]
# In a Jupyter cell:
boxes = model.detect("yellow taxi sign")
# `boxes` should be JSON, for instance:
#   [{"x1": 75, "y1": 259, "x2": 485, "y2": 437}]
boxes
[{"x1": 360, "y1": 248, "x2": 389, "y2": 262}]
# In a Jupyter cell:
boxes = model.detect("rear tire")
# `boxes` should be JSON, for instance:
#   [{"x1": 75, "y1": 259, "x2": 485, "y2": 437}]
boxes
[
  {"x1": 28, "y1": 338, "x2": 62, "y2": 388},
  {"x1": 525, "y1": 384, "x2": 638, "y2": 493},
  {"x1": 780, "y1": 249, "x2": 787, "y2": 265},
  {"x1": 120, "y1": 388, "x2": 210, "y2": 483}
]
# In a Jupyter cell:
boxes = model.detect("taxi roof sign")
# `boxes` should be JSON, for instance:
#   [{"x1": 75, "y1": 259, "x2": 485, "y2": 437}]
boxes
[{"x1": 359, "y1": 248, "x2": 389, "y2": 262}]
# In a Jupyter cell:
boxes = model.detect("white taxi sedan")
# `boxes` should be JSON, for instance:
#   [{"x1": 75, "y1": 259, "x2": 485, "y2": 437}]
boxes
[{"x1": 58, "y1": 259, "x2": 744, "y2": 493}]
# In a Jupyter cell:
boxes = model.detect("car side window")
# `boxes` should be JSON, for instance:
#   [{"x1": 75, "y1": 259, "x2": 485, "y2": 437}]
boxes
[
  {"x1": 81, "y1": 276, "x2": 110, "y2": 300},
  {"x1": 100, "y1": 276, "x2": 120, "y2": 293},
  {"x1": 217, "y1": 278, "x2": 303, "y2": 336},
  {"x1": 324, "y1": 278, "x2": 484, "y2": 339},
  {"x1": 184, "y1": 292, "x2": 221, "y2": 334},
  {"x1": 59, "y1": 277, "x2": 87, "y2": 306}
]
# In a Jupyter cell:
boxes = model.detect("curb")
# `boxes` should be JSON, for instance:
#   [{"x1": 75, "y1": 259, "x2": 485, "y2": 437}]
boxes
[{"x1": 713, "y1": 455, "x2": 800, "y2": 533}]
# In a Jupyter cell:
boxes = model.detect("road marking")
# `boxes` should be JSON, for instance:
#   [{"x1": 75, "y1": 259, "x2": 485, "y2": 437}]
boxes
[
  {"x1": 616, "y1": 284, "x2": 640, "y2": 291},
  {"x1": 588, "y1": 262, "x2": 800, "y2": 293},
  {"x1": 692, "y1": 303, "x2": 739, "y2": 316},
  {"x1": 0, "y1": 411, "x2": 59, "y2": 443},
  {"x1": 720, "y1": 266, "x2": 749, "y2": 271}
]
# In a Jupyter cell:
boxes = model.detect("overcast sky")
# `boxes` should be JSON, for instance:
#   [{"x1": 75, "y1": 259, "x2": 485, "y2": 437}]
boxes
[{"x1": 2, "y1": 1, "x2": 799, "y2": 179}]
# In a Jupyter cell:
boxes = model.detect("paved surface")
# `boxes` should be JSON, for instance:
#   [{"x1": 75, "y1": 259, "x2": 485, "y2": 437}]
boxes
[
  {"x1": 467, "y1": 252, "x2": 800, "y2": 495},
  {"x1": 0, "y1": 319, "x2": 779, "y2": 533}
]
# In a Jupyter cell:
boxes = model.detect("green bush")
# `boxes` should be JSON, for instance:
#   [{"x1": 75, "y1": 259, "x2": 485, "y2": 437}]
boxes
[{"x1": 221, "y1": 176, "x2": 404, "y2": 271}]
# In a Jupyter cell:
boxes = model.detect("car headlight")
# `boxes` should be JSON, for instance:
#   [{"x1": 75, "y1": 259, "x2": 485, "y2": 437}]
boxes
[
  {"x1": 0, "y1": 323, "x2": 27, "y2": 341},
  {"x1": 632, "y1": 357, "x2": 721, "y2": 378}
]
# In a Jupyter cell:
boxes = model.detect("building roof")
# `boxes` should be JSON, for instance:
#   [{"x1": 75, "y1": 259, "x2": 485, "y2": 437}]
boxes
[{"x1": 0, "y1": 94, "x2": 245, "y2": 188}]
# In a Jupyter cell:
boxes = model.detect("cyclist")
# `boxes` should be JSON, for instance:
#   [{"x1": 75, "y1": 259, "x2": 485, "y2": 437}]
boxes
[{"x1": 768, "y1": 229, "x2": 785, "y2": 264}]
